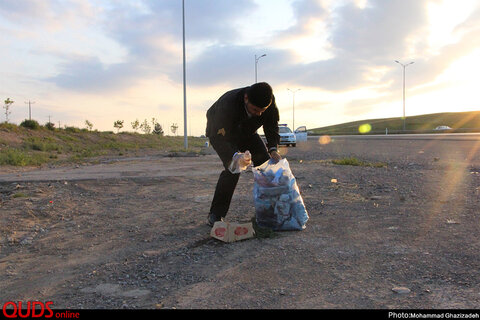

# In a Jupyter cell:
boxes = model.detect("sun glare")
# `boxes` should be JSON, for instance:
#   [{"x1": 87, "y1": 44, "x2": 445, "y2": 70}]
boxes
[
  {"x1": 409, "y1": 48, "x2": 480, "y2": 116},
  {"x1": 427, "y1": 0, "x2": 478, "y2": 51}
]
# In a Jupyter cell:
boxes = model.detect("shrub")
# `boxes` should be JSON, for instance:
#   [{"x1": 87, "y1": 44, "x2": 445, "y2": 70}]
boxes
[
  {"x1": 20, "y1": 119, "x2": 40, "y2": 130},
  {"x1": 23, "y1": 137, "x2": 61, "y2": 152},
  {"x1": 45, "y1": 122, "x2": 55, "y2": 130},
  {"x1": 65, "y1": 126, "x2": 81, "y2": 133},
  {"x1": 0, "y1": 122, "x2": 18, "y2": 131}
]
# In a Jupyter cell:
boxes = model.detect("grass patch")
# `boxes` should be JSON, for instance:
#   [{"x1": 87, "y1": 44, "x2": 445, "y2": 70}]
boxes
[
  {"x1": 332, "y1": 157, "x2": 387, "y2": 168},
  {"x1": 0, "y1": 148, "x2": 49, "y2": 166},
  {"x1": 23, "y1": 137, "x2": 62, "y2": 152},
  {"x1": 12, "y1": 192, "x2": 28, "y2": 198},
  {"x1": 251, "y1": 217, "x2": 277, "y2": 239},
  {"x1": 310, "y1": 110, "x2": 480, "y2": 135},
  {"x1": 0, "y1": 123, "x2": 208, "y2": 166}
]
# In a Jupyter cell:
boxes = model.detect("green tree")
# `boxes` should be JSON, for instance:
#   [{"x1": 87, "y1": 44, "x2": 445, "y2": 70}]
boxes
[
  {"x1": 3, "y1": 98, "x2": 14, "y2": 123},
  {"x1": 171, "y1": 123, "x2": 178, "y2": 136},
  {"x1": 131, "y1": 119, "x2": 140, "y2": 132},
  {"x1": 114, "y1": 120, "x2": 124, "y2": 133},
  {"x1": 150, "y1": 118, "x2": 163, "y2": 135},
  {"x1": 85, "y1": 120, "x2": 93, "y2": 131},
  {"x1": 140, "y1": 119, "x2": 151, "y2": 134},
  {"x1": 153, "y1": 123, "x2": 164, "y2": 135}
]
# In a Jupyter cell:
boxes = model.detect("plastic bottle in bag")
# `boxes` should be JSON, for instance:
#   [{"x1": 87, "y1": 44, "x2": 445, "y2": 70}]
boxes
[
  {"x1": 228, "y1": 150, "x2": 252, "y2": 174},
  {"x1": 243, "y1": 150, "x2": 251, "y2": 166}
]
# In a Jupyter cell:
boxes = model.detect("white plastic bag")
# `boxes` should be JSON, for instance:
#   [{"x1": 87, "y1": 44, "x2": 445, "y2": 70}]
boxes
[{"x1": 253, "y1": 158, "x2": 309, "y2": 231}]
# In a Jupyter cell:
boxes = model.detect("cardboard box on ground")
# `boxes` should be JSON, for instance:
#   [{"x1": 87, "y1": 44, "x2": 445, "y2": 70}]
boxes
[{"x1": 210, "y1": 221, "x2": 255, "y2": 243}]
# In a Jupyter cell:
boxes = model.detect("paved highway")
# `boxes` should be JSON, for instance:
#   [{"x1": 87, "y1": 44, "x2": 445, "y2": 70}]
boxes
[
  {"x1": 1, "y1": 133, "x2": 479, "y2": 183},
  {"x1": 309, "y1": 133, "x2": 480, "y2": 141}
]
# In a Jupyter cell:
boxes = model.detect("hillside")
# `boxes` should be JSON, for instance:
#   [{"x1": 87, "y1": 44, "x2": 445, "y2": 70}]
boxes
[
  {"x1": 310, "y1": 111, "x2": 480, "y2": 135},
  {"x1": 0, "y1": 123, "x2": 206, "y2": 167}
]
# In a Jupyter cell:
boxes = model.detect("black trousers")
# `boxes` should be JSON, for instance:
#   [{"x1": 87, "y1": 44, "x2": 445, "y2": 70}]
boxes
[{"x1": 209, "y1": 133, "x2": 270, "y2": 219}]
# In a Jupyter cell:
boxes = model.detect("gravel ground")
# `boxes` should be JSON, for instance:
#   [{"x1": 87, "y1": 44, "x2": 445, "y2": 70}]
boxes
[{"x1": 1, "y1": 136, "x2": 480, "y2": 309}]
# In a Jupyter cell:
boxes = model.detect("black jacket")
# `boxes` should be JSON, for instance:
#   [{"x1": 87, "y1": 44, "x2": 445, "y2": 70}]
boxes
[{"x1": 206, "y1": 86, "x2": 280, "y2": 158}]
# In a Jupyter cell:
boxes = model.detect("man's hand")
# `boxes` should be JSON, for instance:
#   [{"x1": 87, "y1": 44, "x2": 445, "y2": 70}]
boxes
[{"x1": 270, "y1": 150, "x2": 282, "y2": 163}]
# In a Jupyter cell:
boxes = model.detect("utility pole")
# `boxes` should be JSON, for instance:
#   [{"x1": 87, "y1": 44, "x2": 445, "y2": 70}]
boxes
[
  {"x1": 395, "y1": 60, "x2": 414, "y2": 131},
  {"x1": 182, "y1": 0, "x2": 188, "y2": 149},
  {"x1": 25, "y1": 100, "x2": 35, "y2": 120},
  {"x1": 287, "y1": 88, "x2": 301, "y2": 130}
]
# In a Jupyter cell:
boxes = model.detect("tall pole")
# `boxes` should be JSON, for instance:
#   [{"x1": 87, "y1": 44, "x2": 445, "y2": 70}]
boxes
[
  {"x1": 255, "y1": 55, "x2": 257, "y2": 83},
  {"x1": 403, "y1": 65, "x2": 405, "y2": 130},
  {"x1": 182, "y1": 0, "x2": 188, "y2": 149},
  {"x1": 255, "y1": 54, "x2": 266, "y2": 83},
  {"x1": 287, "y1": 88, "x2": 300, "y2": 130},
  {"x1": 395, "y1": 60, "x2": 414, "y2": 131},
  {"x1": 25, "y1": 100, "x2": 35, "y2": 120}
]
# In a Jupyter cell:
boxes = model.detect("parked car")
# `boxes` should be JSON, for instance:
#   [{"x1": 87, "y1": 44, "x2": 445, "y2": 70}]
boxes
[
  {"x1": 434, "y1": 125, "x2": 452, "y2": 131},
  {"x1": 294, "y1": 126, "x2": 308, "y2": 142},
  {"x1": 278, "y1": 124, "x2": 296, "y2": 147}
]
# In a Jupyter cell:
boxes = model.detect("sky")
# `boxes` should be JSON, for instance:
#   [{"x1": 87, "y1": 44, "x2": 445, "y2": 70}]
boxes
[{"x1": 1, "y1": 0, "x2": 480, "y2": 136}]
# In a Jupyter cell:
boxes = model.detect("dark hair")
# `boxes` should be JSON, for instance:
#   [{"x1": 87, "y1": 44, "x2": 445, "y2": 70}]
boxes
[{"x1": 246, "y1": 82, "x2": 273, "y2": 108}]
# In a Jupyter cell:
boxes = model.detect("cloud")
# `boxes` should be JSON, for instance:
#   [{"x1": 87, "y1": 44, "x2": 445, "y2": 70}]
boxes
[
  {"x1": 3, "y1": 0, "x2": 480, "y2": 105},
  {"x1": 2, "y1": 0, "x2": 432, "y2": 95},
  {"x1": 35, "y1": 0, "x2": 259, "y2": 93},
  {"x1": 35, "y1": 1, "x2": 179, "y2": 92},
  {"x1": 327, "y1": 0, "x2": 429, "y2": 60},
  {"x1": 184, "y1": 44, "x2": 296, "y2": 87},
  {"x1": 46, "y1": 56, "x2": 141, "y2": 93},
  {"x1": 183, "y1": 0, "x2": 435, "y2": 92},
  {"x1": 278, "y1": 0, "x2": 430, "y2": 91},
  {"x1": 278, "y1": 0, "x2": 327, "y2": 38},
  {"x1": 0, "y1": 0, "x2": 97, "y2": 29},
  {"x1": 180, "y1": 0, "x2": 255, "y2": 42},
  {"x1": 0, "y1": 0, "x2": 52, "y2": 22},
  {"x1": 99, "y1": 0, "x2": 256, "y2": 61},
  {"x1": 275, "y1": 0, "x2": 480, "y2": 100},
  {"x1": 183, "y1": 45, "x2": 255, "y2": 86}
]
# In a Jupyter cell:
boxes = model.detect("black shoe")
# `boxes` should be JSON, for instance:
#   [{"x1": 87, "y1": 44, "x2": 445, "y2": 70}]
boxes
[{"x1": 207, "y1": 213, "x2": 222, "y2": 227}]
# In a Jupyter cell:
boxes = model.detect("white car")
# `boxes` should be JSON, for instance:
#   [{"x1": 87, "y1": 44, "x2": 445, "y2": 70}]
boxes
[
  {"x1": 434, "y1": 125, "x2": 452, "y2": 131},
  {"x1": 294, "y1": 126, "x2": 308, "y2": 142},
  {"x1": 279, "y1": 124, "x2": 296, "y2": 147}
]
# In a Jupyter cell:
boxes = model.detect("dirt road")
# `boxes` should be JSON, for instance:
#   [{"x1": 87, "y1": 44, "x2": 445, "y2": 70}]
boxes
[{"x1": 1, "y1": 136, "x2": 480, "y2": 309}]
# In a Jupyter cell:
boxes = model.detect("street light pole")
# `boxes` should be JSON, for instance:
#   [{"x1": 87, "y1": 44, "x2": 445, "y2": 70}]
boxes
[
  {"x1": 255, "y1": 54, "x2": 266, "y2": 83},
  {"x1": 182, "y1": 0, "x2": 188, "y2": 149},
  {"x1": 25, "y1": 100, "x2": 35, "y2": 120},
  {"x1": 287, "y1": 88, "x2": 300, "y2": 130},
  {"x1": 395, "y1": 60, "x2": 414, "y2": 131}
]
